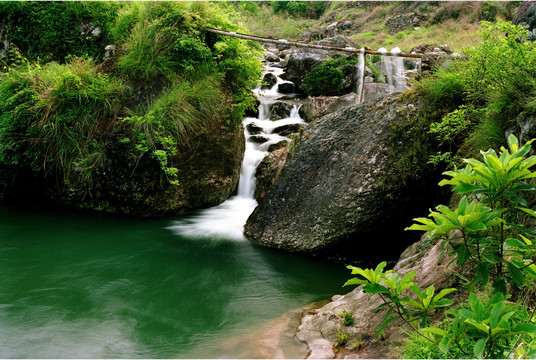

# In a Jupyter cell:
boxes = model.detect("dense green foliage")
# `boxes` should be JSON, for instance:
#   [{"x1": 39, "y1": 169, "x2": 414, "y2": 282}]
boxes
[
  {"x1": 302, "y1": 57, "x2": 358, "y2": 96},
  {"x1": 0, "y1": 2, "x2": 262, "y2": 202},
  {"x1": 0, "y1": 2, "x2": 119, "y2": 63},
  {"x1": 0, "y1": 59, "x2": 128, "y2": 189},
  {"x1": 270, "y1": 1, "x2": 328, "y2": 19},
  {"x1": 419, "y1": 20, "x2": 536, "y2": 158}
]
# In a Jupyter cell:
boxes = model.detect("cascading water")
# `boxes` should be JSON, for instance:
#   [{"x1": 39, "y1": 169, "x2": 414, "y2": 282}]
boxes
[
  {"x1": 378, "y1": 47, "x2": 406, "y2": 93},
  {"x1": 391, "y1": 47, "x2": 406, "y2": 92},
  {"x1": 356, "y1": 48, "x2": 365, "y2": 104},
  {"x1": 169, "y1": 65, "x2": 305, "y2": 241}
]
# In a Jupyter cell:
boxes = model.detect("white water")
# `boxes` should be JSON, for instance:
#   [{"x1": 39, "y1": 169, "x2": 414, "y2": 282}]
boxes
[
  {"x1": 378, "y1": 47, "x2": 406, "y2": 94},
  {"x1": 169, "y1": 65, "x2": 304, "y2": 241},
  {"x1": 356, "y1": 48, "x2": 365, "y2": 104}
]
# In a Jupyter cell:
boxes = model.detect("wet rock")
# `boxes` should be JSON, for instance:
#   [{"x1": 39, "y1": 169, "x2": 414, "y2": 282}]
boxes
[
  {"x1": 246, "y1": 122, "x2": 263, "y2": 135},
  {"x1": 278, "y1": 83, "x2": 294, "y2": 94},
  {"x1": 245, "y1": 95, "x2": 442, "y2": 258},
  {"x1": 249, "y1": 135, "x2": 270, "y2": 144},
  {"x1": 261, "y1": 73, "x2": 278, "y2": 89},
  {"x1": 254, "y1": 147, "x2": 290, "y2": 202},
  {"x1": 273, "y1": 123, "x2": 305, "y2": 137},
  {"x1": 268, "y1": 140, "x2": 288, "y2": 152},
  {"x1": 299, "y1": 93, "x2": 358, "y2": 123},
  {"x1": 265, "y1": 52, "x2": 280, "y2": 63},
  {"x1": 270, "y1": 102, "x2": 294, "y2": 120}
]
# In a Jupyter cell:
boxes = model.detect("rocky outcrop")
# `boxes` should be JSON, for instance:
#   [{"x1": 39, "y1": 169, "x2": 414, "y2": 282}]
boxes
[
  {"x1": 297, "y1": 234, "x2": 458, "y2": 359},
  {"x1": 52, "y1": 117, "x2": 245, "y2": 217},
  {"x1": 384, "y1": 11, "x2": 428, "y2": 35},
  {"x1": 244, "y1": 95, "x2": 443, "y2": 260}
]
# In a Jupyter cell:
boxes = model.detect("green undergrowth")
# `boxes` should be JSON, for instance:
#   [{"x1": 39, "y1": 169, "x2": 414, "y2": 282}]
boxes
[
  {"x1": 418, "y1": 20, "x2": 536, "y2": 163},
  {"x1": 0, "y1": 58, "x2": 129, "y2": 190}
]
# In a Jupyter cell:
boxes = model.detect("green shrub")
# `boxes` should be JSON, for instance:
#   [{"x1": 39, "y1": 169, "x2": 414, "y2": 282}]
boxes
[
  {"x1": 0, "y1": 2, "x2": 119, "y2": 63},
  {"x1": 0, "y1": 59, "x2": 129, "y2": 187}
]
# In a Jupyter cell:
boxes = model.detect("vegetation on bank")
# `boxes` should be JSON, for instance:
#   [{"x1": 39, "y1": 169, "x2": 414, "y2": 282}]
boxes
[
  {"x1": 342, "y1": 19, "x2": 536, "y2": 358},
  {"x1": 0, "y1": 2, "x2": 262, "y2": 210}
]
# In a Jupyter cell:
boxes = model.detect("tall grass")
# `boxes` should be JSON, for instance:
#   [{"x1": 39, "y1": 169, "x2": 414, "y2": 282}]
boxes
[{"x1": 0, "y1": 59, "x2": 129, "y2": 186}]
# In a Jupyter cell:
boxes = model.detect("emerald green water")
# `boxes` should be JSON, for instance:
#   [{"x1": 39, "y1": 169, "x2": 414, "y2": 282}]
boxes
[{"x1": 0, "y1": 205, "x2": 348, "y2": 358}]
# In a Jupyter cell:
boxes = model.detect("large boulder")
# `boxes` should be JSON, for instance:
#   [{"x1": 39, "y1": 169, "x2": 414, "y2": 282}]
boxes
[
  {"x1": 244, "y1": 95, "x2": 443, "y2": 260},
  {"x1": 281, "y1": 36, "x2": 359, "y2": 94}
]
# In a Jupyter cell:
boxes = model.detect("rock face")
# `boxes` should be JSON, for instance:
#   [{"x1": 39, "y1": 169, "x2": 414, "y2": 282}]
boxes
[
  {"x1": 297, "y1": 234, "x2": 458, "y2": 359},
  {"x1": 244, "y1": 95, "x2": 442, "y2": 260}
]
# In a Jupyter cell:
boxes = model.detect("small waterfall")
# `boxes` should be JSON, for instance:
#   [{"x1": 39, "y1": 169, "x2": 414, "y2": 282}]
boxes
[
  {"x1": 391, "y1": 47, "x2": 406, "y2": 92},
  {"x1": 356, "y1": 48, "x2": 365, "y2": 104},
  {"x1": 378, "y1": 47, "x2": 406, "y2": 94},
  {"x1": 169, "y1": 65, "x2": 305, "y2": 241},
  {"x1": 378, "y1": 48, "x2": 393, "y2": 93}
]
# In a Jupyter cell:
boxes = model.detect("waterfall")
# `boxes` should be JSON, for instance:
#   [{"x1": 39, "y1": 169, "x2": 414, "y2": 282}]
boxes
[
  {"x1": 169, "y1": 65, "x2": 305, "y2": 241},
  {"x1": 356, "y1": 48, "x2": 365, "y2": 104},
  {"x1": 378, "y1": 47, "x2": 406, "y2": 94},
  {"x1": 391, "y1": 47, "x2": 406, "y2": 92},
  {"x1": 378, "y1": 48, "x2": 393, "y2": 93}
]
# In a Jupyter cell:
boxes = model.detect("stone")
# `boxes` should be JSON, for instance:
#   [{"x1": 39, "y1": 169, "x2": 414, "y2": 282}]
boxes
[
  {"x1": 273, "y1": 123, "x2": 305, "y2": 137},
  {"x1": 104, "y1": 44, "x2": 116, "y2": 59},
  {"x1": 265, "y1": 52, "x2": 280, "y2": 63},
  {"x1": 269, "y1": 102, "x2": 294, "y2": 120},
  {"x1": 439, "y1": 44, "x2": 452, "y2": 54},
  {"x1": 254, "y1": 147, "x2": 290, "y2": 202},
  {"x1": 341, "y1": 20, "x2": 353, "y2": 30},
  {"x1": 249, "y1": 135, "x2": 270, "y2": 144},
  {"x1": 513, "y1": 1, "x2": 536, "y2": 33},
  {"x1": 278, "y1": 83, "x2": 294, "y2": 94},
  {"x1": 298, "y1": 93, "x2": 358, "y2": 123},
  {"x1": 246, "y1": 122, "x2": 263, "y2": 135},
  {"x1": 261, "y1": 72, "x2": 278, "y2": 89},
  {"x1": 245, "y1": 95, "x2": 443, "y2": 259}
]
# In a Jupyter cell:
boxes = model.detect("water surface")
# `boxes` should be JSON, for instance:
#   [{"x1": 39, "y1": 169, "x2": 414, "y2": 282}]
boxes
[{"x1": 0, "y1": 205, "x2": 348, "y2": 358}]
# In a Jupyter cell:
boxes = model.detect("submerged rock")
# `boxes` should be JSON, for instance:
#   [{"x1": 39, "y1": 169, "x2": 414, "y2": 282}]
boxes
[{"x1": 244, "y1": 95, "x2": 442, "y2": 260}]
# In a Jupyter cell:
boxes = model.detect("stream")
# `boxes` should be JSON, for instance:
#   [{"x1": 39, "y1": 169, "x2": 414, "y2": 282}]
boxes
[{"x1": 0, "y1": 66, "x2": 349, "y2": 358}]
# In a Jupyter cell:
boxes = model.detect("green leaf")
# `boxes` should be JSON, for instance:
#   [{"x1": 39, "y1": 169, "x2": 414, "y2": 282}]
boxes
[
  {"x1": 511, "y1": 323, "x2": 536, "y2": 333},
  {"x1": 438, "y1": 335, "x2": 450, "y2": 353},
  {"x1": 363, "y1": 283, "x2": 390, "y2": 294},
  {"x1": 506, "y1": 261, "x2": 524, "y2": 288},
  {"x1": 490, "y1": 301, "x2": 505, "y2": 329},
  {"x1": 422, "y1": 327, "x2": 447, "y2": 337},
  {"x1": 465, "y1": 318, "x2": 489, "y2": 333},
  {"x1": 473, "y1": 337, "x2": 487, "y2": 359}
]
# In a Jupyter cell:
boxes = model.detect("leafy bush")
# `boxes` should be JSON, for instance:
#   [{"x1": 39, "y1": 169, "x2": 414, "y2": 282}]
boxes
[{"x1": 0, "y1": 59, "x2": 129, "y2": 188}]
